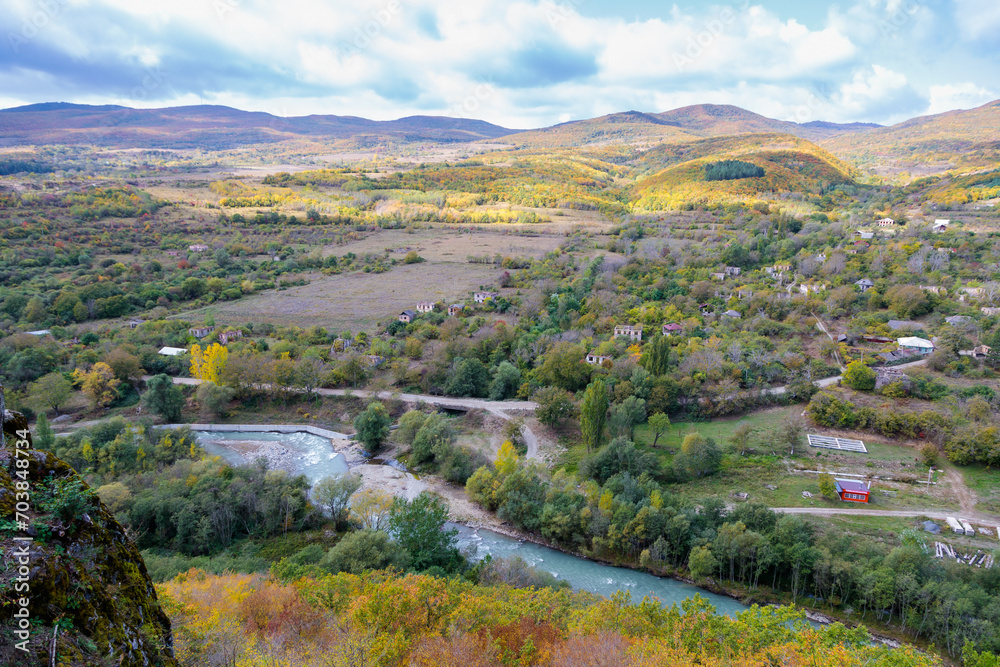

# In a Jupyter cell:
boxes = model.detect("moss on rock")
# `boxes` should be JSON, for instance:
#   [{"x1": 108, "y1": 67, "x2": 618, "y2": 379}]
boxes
[{"x1": 1, "y1": 409, "x2": 179, "y2": 667}]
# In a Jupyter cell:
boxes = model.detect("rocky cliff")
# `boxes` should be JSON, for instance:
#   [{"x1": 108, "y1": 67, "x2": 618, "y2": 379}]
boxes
[{"x1": 1, "y1": 408, "x2": 179, "y2": 667}]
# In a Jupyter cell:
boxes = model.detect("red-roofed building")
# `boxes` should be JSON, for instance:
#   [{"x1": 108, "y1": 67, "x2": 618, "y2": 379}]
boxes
[{"x1": 835, "y1": 479, "x2": 870, "y2": 503}]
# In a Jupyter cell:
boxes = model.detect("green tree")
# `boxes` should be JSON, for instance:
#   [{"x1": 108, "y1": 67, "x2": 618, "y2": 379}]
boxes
[
  {"x1": 818, "y1": 473, "x2": 838, "y2": 500},
  {"x1": 688, "y1": 545, "x2": 717, "y2": 580},
  {"x1": 608, "y1": 395, "x2": 646, "y2": 440},
  {"x1": 533, "y1": 386, "x2": 577, "y2": 427},
  {"x1": 411, "y1": 414, "x2": 456, "y2": 466},
  {"x1": 842, "y1": 360, "x2": 876, "y2": 392},
  {"x1": 580, "y1": 379, "x2": 609, "y2": 452},
  {"x1": 35, "y1": 412, "x2": 55, "y2": 450},
  {"x1": 445, "y1": 357, "x2": 491, "y2": 397},
  {"x1": 24, "y1": 296, "x2": 47, "y2": 323},
  {"x1": 919, "y1": 443, "x2": 938, "y2": 468},
  {"x1": 727, "y1": 422, "x2": 755, "y2": 456},
  {"x1": 312, "y1": 473, "x2": 362, "y2": 527},
  {"x1": 648, "y1": 413, "x2": 670, "y2": 448},
  {"x1": 29, "y1": 372, "x2": 73, "y2": 415},
  {"x1": 396, "y1": 410, "x2": 429, "y2": 444},
  {"x1": 643, "y1": 336, "x2": 672, "y2": 376},
  {"x1": 673, "y1": 433, "x2": 722, "y2": 479},
  {"x1": 534, "y1": 342, "x2": 592, "y2": 392},
  {"x1": 143, "y1": 374, "x2": 185, "y2": 422},
  {"x1": 195, "y1": 381, "x2": 236, "y2": 417},
  {"x1": 488, "y1": 361, "x2": 522, "y2": 401},
  {"x1": 353, "y1": 402, "x2": 391, "y2": 454},
  {"x1": 319, "y1": 529, "x2": 410, "y2": 574},
  {"x1": 581, "y1": 436, "x2": 659, "y2": 484},
  {"x1": 780, "y1": 417, "x2": 804, "y2": 456},
  {"x1": 388, "y1": 492, "x2": 463, "y2": 572}
]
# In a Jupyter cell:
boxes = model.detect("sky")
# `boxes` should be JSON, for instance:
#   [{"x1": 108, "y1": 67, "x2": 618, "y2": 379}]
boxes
[{"x1": 1, "y1": 0, "x2": 998, "y2": 129}]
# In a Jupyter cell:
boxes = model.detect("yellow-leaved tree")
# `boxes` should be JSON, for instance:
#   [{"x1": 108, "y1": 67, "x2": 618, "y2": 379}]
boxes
[
  {"x1": 190, "y1": 343, "x2": 229, "y2": 384},
  {"x1": 72, "y1": 362, "x2": 120, "y2": 409}
]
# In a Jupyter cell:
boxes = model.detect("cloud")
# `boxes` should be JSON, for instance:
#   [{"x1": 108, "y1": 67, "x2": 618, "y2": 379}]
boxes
[
  {"x1": 0, "y1": 0, "x2": 994, "y2": 127},
  {"x1": 927, "y1": 83, "x2": 998, "y2": 115}
]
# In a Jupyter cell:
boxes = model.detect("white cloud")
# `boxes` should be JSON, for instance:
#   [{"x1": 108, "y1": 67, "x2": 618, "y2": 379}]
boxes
[{"x1": 927, "y1": 83, "x2": 997, "y2": 115}]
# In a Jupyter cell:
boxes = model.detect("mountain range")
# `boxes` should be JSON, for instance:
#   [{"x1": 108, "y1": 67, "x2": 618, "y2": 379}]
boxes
[{"x1": 2, "y1": 99, "x2": 999, "y2": 173}]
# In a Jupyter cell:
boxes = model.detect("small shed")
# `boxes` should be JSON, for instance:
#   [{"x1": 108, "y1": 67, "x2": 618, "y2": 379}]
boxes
[
  {"x1": 662, "y1": 322, "x2": 683, "y2": 336},
  {"x1": 897, "y1": 336, "x2": 934, "y2": 355},
  {"x1": 835, "y1": 479, "x2": 870, "y2": 503},
  {"x1": 448, "y1": 304, "x2": 463, "y2": 317},
  {"x1": 399, "y1": 310, "x2": 416, "y2": 323}
]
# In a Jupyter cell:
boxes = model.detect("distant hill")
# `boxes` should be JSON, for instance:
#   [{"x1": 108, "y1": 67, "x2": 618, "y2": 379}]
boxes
[
  {"x1": 506, "y1": 104, "x2": 880, "y2": 148},
  {"x1": 821, "y1": 100, "x2": 1000, "y2": 175},
  {"x1": 632, "y1": 133, "x2": 859, "y2": 210},
  {"x1": 0, "y1": 103, "x2": 517, "y2": 149}
]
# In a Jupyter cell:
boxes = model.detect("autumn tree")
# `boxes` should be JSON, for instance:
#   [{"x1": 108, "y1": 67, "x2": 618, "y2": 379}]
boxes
[
  {"x1": 349, "y1": 488, "x2": 394, "y2": 531},
  {"x1": 643, "y1": 336, "x2": 672, "y2": 376},
  {"x1": 580, "y1": 379, "x2": 609, "y2": 452},
  {"x1": 818, "y1": 473, "x2": 838, "y2": 500},
  {"x1": 190, "y1": 343, "x2": 229, "y2": 384},
  {"x1": 73, "y1": 362, "x2": 120, "y2": 409},
  {"x1": 842, "y1": 360, "x2": 876, "y2": 392},
  {"x1": 673, "y1": 433, "x2": 722, "y2": 479}
]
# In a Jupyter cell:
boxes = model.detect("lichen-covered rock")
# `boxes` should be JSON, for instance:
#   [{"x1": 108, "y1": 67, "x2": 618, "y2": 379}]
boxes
[{"x1": 1, "y1": 409, "x2": 179, "y2": 667}]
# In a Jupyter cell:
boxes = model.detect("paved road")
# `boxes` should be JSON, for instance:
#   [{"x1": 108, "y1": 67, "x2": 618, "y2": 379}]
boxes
[{"x1": 772, "y1": 506, "x2": 1000, "y2": 524}]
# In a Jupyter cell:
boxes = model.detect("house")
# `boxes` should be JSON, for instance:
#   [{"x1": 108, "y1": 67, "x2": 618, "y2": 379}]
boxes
[
  {"x1": 399, "y1": 310, "x2": 416, "y2": 323},
  {"x1": 876, "y1": 218, "x2": 895, "y2": 227},
  {"x1": 835, "y1": 479, "x2": 871, "y2": 503},
  {"x1": 416, "y1": 301, "x2": 435, "y2": 313},
  {"x1": 662, "y1": 323, "x2": 683, "y2": 336},
  {"x1": 585, "y1": 352, "x2": 611, "y2": 365},
  {"x1": 698, "y1": 303, "x2": 712, "y2": 312},
  {"x1": 710, "y1": 272, "x2": 727, "y2": 281},
  {"x1": 773, "y1": 263, "x2": 792, "y2": 272},
  {"x1": 855, "y1": 279, "x2": 874, "y2": 291},
  {"x1": 815, "y1": 253, "x2": 827, "y2": 262},
  {"x1": 945, "y1": 315, "x2": 971, "y2": 326},
  {"x1": 722, "y1": 310, "x2": 742, "y2": 319},
  {"x1": 724, "y1": 266, "x2": 741, "y2": 276},
  {"x1": 474, "y1": 291, "x2": 499, "y2": 303},
  {"x1": 218, "y1": 329, "x2": 243, "y2": 345},
  {"x1": 613, "y1": 325, "x2": 643, "y2": 342},
  {"x1": 847, "y1": 243, "x2": 868, "y2": 254},
  {"x1": 448, "y1": 304, "x2": 463, "y2": 317},
  {"x1": 982, "y1": 307, "x2": 1000, "y2": 317},
  {"x1": 897, "y1": 336, "x2": 935, "y2": 355},
  {"x1": 932, "y1": 219, "x2": 950, "y2": 233},
  {"x1": 799, "y1": 284, "x2": 826, "y2": 295},
  {"x1": 735, "y1": 288, "x2": 754, "y2": 300},
  {"x1": 188, "y1": 326, "x2": 216, "y2": 338},
  {"x1": 158, "y1": 347, "x2": 187, "y2": 357},
  {"x1": 972, "y1": 345, "x2": 993, "y2": 359},
  {"x1": 165, "y1": 250, "x2": 179, "y2": 257},
  {"x1": 854, "y1": 231, "x2": 874, "y2": 240},
  {"x1": 863, "y1": 335, "x2": 895, "y2": 344},
  {"x1": 126, "y1": 319, "x2": 145, "y2": 329},
  {"x1": 188, "y1": 244, "x2": 209, "y2": 252}
]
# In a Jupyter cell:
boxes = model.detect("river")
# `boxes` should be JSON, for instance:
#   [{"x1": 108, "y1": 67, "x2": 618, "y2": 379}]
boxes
[
  {"x1": 451, "y1": 523, "x2": 748, "y2": 616},
  {"x1": 191, "y1": 429, "x2": 747, "y2": 615}
]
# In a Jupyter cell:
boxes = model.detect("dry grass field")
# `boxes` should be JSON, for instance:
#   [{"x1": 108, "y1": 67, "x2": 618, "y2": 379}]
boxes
[
  {"x1": 175, "y1": 261, "x2": 503, "y2": 331},
  {"x1": 328, "y1": 227, "x2": 568, "y2": 261}
]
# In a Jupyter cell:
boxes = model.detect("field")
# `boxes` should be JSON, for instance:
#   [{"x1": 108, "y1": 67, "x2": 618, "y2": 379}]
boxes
[{"x1": 175, "y1": 261, "x2": 503, "y2": 331}]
